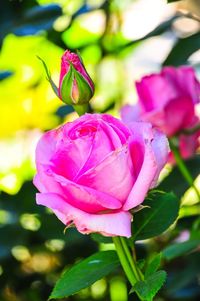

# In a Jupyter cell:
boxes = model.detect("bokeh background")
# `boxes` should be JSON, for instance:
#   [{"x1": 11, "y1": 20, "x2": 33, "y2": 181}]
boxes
[{"x1": 0, "y1": 0, "x2": 200, "y2": 300}]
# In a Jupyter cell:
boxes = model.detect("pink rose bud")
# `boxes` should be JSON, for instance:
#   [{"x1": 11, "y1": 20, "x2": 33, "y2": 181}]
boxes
[
  {"x1": 33, "y1": 114, "x2": 169, "y2": 237},
  {"x1": 122, "y1": 66, "x2": 200, "y2": 137},
  {"x1": 58, "y1": 50, "x2": 94, "y2": 105}
]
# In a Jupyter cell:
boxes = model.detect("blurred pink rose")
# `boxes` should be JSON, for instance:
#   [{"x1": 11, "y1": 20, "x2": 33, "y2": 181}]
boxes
[
  {"x1": 123, "y1": 66, "x2": 200, "y2": 137},
  {"x1": 34, "y1": 114, "x2": 168, "y2": 237},
  {"x1": 168, "y1": 130, "x2": 200, "y2": 163},
  {"x1": 58, "y1": 50, "x2": 94, "y2": 105}
]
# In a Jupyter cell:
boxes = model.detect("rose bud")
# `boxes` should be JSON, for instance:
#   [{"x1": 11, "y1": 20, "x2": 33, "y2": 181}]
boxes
[
  {"x1": 33, "y1": 114, "x2": 168, "y2": 237},
  {"x1": 122, "y1": 66, "x2": 200, "y2": 137},
  {"x1": 58, "y1": 50, "x2": 94, "y2": 106}
]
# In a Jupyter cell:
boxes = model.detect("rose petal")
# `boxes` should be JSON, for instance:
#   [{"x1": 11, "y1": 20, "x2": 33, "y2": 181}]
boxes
[
  {"x1": 151, "y1": 129, "x2": 169, "y2": 186},
  {"x1": 50, "y1": 172, "x2": 122, "y2": 213},
  {"x1": 164, "y1": 96, "x2": 195, "y2": 136},
  {"x1": 121, "y1": 104, "x2": 141, "y2": 124},
  {"x1": 123, "y1": 122, "x2": 167, "y2": 210},
  {"x1": 51, "y1": 137, "x2": 93, "y2": 180},
  {"x1": 162, "y1": 66, "x2": 200, "y2": 104},
  {"x1": 136, "y1": 74, "x2": 179, "y2": 112},
  {"x1": 36, "y1": 193, "x2": 132, "y2": 237},
  {"x1": 35, "y1": 127, "x2": 61, "y2": 169},
  {"x1": 77, "y1": 145, "x2": 135, "y2": 203}
]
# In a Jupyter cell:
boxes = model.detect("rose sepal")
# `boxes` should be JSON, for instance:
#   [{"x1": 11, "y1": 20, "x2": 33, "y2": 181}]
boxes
[
  {"x1": 37, "y1": 56, "x2": 59, "y2": 98},
  {"x1": 60, "y1": 63, "x2": 94, "y2": 106}
]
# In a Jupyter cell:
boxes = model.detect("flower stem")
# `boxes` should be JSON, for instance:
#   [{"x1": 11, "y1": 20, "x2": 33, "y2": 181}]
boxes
[
  {"x1": 113, "y1": 237, "x2": 144, "y2": 300},
  {"x1": 120, "y1": 237, "x2": 143, "y2": 281},
  {"x1": 169, "y1": 139, "x2": 200, "y2": 200},
  {"x1": 73, "y1": 103, "x2": 89, "y2": 116},
  {"x1": 113, "y1": 237, "x2": 137, "y2": 286}
]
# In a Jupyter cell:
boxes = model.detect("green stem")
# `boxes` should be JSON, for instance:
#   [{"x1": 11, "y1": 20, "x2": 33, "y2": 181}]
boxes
[
  {"x1": 113, "y1": 237, "x2": 144, "y2": 301},
  {"x1": 73, "y1": 103, "x2": 89, "y2": 116},
  {"x1": 169, "y1": 139, "x2": 200, "y2": 200},
  {"x1": 120, "y1": 237, "x2": 143, "y2": 281},
  {"x1": 113, "y1": 237, "x2": 137, "y2": 286}
]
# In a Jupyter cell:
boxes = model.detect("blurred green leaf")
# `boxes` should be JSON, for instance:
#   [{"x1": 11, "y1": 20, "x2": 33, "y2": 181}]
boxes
[
  {"x1": 145, "y1": 253, "x2": 162, "y2": 277},
  {"x1": 158, "y1": 157, "x2": 200, "y2": 198},
  {"x1": 132, "y1": 192, "x2": 179, "y2": 240},
  {"x1": 164, "y1": 252, "x2": 200, "y2": 297},
  {"x1": 0, "y1": 4, "x2": 62, "y2": 42},
  {"x1": 163, "y1": 239, "x2": 200, "y2": 260},
  {"x1": 131, "y1": 270, "x2": 167, "y2": 301},
  {"x1": 91, "y1": 233, "x2": 112, "y2": 244},
  {"x1": 163, "y1": 32, "x2": 200, "y2": 66},
  {"x1": 0, "y1": 71, "x2": 13, "y2": 81},
  {"x1": 50, "y1": 251, "x2": 120, "y2": 299},
  {"x1": 167, "y1": 0, "x2": 182, "y2": 2},
  {"x1": 55, "y1": 105, "x2": 75, "y2": 118}
]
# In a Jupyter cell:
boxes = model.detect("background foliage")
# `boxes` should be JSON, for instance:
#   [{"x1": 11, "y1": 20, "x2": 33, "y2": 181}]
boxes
[{"x1": 0, "y1": 0, "x2": 200, "y2": 300}]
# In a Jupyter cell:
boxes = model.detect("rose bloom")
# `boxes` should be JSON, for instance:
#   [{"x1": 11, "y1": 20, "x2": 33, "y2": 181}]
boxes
[
  {"x1": 123, "y1": 66, "x2": 200, "y2": 137},
  {"x1": 34, "y1": 114, "x2": 168, "y2": 237}
]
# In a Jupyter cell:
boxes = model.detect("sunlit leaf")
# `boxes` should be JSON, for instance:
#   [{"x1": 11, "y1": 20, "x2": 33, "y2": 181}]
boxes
[{"x1": 50, "y1": 251, "x2": 119, "y2": 299}]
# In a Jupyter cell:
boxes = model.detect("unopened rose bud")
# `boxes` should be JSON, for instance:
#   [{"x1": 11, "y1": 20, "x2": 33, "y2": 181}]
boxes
[{"x1": 58, "y1": 50, "x2": 94, "y2": 106}]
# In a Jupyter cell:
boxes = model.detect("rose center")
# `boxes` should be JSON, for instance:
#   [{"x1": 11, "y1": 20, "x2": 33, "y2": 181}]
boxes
[{"x1": 69, "y1": 124, "x2": 97, "y2": 140}]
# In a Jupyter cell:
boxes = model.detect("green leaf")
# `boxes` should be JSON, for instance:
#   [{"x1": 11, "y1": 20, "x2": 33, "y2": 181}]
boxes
[
  {"x1": 132, "y1": 192, "x2": 179, "y2": 240},
  {"x1": 162, "y1": 239, "x2": 200, "y2": 260},
  {"x1": 91, "y1": 233, "x2": 113, "y2": 244},
  {"x1": 131, "y1": 270, "x2": 167, "y2": 301},
  {"x1": 163, "y1": 32, "x2": 200, "y2": 66},
  {"x1": 145, "y1": 253, "x2": 162, "y2": 277},
  {"x1": 50, "y1": 251, "x2": 120, "y2": 299},
  {"x1": 37, "y1": 56, "x2": 59, "y2": 97},
  {"x1": 137, "y1": 259, "x2": 146, "y2": 271},
  {"x1": 158, "y1": 157, "x2": 200, "y2": 198}
]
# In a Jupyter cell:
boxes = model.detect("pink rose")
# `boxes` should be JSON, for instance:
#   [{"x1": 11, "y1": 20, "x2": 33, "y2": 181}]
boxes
[
  {"x1": 34, "y1": 114, "x2": 168, "y2": 237},
  {"x1": 125, "y1": 66, "x2": 200, "y2": 137},
  {"x1": 58, "y1": 50, "x2": 94, "y2": 105}
]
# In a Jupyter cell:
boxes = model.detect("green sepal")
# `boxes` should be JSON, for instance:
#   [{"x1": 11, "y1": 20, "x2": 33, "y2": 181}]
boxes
[
  {"x1": 37, "y1": 56, "x2": 59, "y2": 97},
  {"x1": 60, "y1": 64, "x2": 74, "y2": 105},
  {"x1": 60, "y1": 64, "x2": 93, "y2": 105}
]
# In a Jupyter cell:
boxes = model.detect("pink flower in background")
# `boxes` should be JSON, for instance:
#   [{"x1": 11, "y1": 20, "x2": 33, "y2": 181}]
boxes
[
  {"x1": 58, "y1": 50, "x2": 94, "y2": 105},
  {"x1": 121, "y1": 66, "x2": 200, "y2": 161},
  {"x1": 168, "y1": 130, "x2": 200, "y2": 163},
  {"x1": 34, "y1": 114, "x2": 168, "y2": 237},
  {"x1": 124, "y1": 66, "x2": 200, "y2": 137}
]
